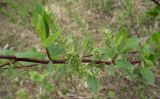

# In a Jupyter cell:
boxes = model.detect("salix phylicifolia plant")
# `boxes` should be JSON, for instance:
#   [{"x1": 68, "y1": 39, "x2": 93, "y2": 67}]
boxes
[{"x1": 0, "y1": 3, "x2": 160, "y2": 94}]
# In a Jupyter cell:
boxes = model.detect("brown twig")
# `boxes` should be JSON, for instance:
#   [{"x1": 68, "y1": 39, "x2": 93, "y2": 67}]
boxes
[
  {"x1": 0, "y1": 55, "x2": 49, "y2": 64},
  {"x1": 112, "y1": 54, "x2": 118, "y2": 64},
  {"x1": 0, "y1": 61, "x2": 16, "y2": 67},
  {"x1": 151, "y1": 0, "x2": 160, "y2": 6},
  {"x1": 82, "y1": 51, "x2": 139, "y2": 58},
  {"x1": 2, "y1": 64, "x2": 38, "y2": 69},
  {"x1": 81, "y1": 59, "x2": 111, "y2": 65},
  {"x1": 46, "y1": 48, "x2": 53, "y2": 61},
  {"x1": 0, "y1": 62, "x2": 11, "y2": 67},
  {"x1": 0, "y1": 55, "x2": 143, "y2": 69}
]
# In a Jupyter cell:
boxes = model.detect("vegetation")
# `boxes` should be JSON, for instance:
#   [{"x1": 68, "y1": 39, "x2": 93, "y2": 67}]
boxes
[{"x1": 0, "y1": 0, "x2": 160, "y2": 98}]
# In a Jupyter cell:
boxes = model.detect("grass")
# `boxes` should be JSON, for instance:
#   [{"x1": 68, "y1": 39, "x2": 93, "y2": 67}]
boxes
[{"x1": 0, "y1": 0, "x2": 160, "y2": 98}]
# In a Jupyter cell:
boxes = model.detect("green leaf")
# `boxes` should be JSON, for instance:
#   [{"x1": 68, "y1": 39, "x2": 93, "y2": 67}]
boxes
[
  {"x1": 48, "y1": 44, "x2": 64, "y2": 58},
  {"x1": 36, "y1": 14, "x2": 45, "y2": 41},
  {"x1": 87, "y1": 74, "x2": 99, "y2": 93},
  {"x1": 5, "y1": 49, "x2": 14, "y2": 55},
  {"x1": 8, "y1": 65, "x2": 14, "y2": 76},
  {"x1": 43, "y1": 32, "x2": 61, "y2": 47},
  {"x1": 16, "y1": 51, "x2": 46, "y2": 59},
  {"x1": 140, "y1": 67, "x2": 155, "y2": 84},
  {"x1": 43, "y1": 16, "x2": 49, "y2": 38},
  {"x1": 104, "y1": 29, "x2": 113, "y2": 48},
  {"x1": 34, "y1": 2, "x2": 43, "y2": 15},
  {"x1": 143, "y1": 45, "x2": 153, "y2": 55},
  {"x1": 147, "y1": 6, "x2": 160, "y2": 17},
  {"x1": 119, "y1": 38, "x2": 140, "y2": 53},
  {"x1": 48, "y1": 62, "x2": 55, "y2": 73},
  {"x1": 116, "y1": 60, "x2": 135, "y2": 70},
  {"x1": 43, "y1": 9, "x2": 51, "y2": 38},
  {"x1": 60, "y1": 65, "x2": 67, "y2": 76},
  {"x1": 105, "y1": 47, "x2": 117, "y2": 59},
  {"x1": 115, "y1": 29, "x2": 128, "y2": 48},
  {"x1": 33, "y1": 2, "x2": 43, "y2": 25},
  {"x1": 33, "y1": 3, "x2": 51, "y2": 41},
  {"x1": 152, "y1": 32, "x2": 160, "y2": 45}
]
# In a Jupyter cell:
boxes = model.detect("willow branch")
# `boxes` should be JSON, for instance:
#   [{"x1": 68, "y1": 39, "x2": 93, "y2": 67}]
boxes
[{"x1": 0, "y1": 55, "x2": 142, "y2": 69}]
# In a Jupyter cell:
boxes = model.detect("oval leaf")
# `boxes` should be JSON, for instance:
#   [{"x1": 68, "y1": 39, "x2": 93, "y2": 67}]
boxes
[{"x1": 140, "y1": 67, "x2": 155, "y2": 84}]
